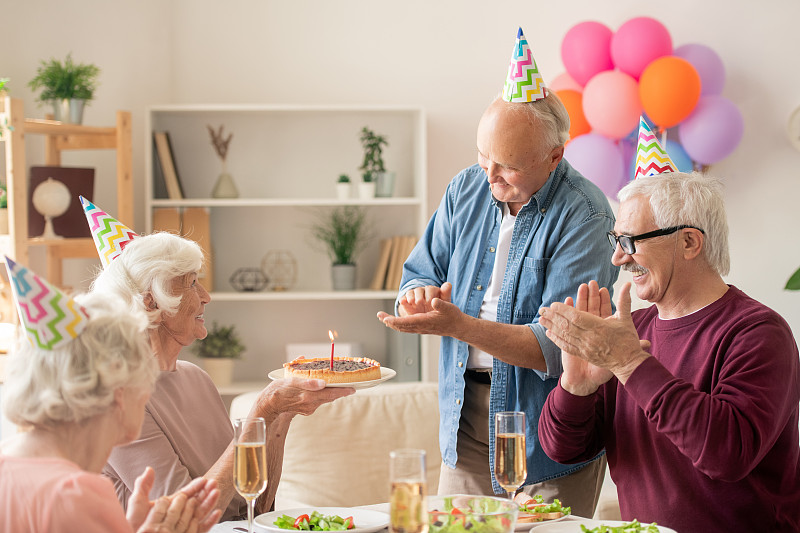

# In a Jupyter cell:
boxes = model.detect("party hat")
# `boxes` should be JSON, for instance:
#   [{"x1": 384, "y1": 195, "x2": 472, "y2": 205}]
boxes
[
  {"x1": 502, "y1": 27, "x2": 548, "y2": 103},
  {"x1": 634, "y1": 117, "x2": 678, "y2": 179},
  {"x1": 80, "y1": 196, "x2": 138, "y2": 268},
  {"x1": 4, "y1": 256, "x2": 90, "y2": 350}
]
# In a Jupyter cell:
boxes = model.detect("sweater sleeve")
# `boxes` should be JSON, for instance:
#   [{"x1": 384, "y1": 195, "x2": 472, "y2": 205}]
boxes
[
  {"x1": 45, "y1": 472, "x2": 132, "y2": 533},
  {"x1": 624, "y1": 316, "x2": 800, "y2": 482},
  {"x1": 538, "y1": 381, "x2": 608, "y2": 464}
]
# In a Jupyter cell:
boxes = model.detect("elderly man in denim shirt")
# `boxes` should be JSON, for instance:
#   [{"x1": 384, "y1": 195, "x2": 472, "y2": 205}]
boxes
[{"x1": 378, "y1": 90, "x2": 619, "y2": 516}]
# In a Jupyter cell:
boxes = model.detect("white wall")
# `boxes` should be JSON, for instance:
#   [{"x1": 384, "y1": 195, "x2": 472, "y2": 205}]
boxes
[{"x1": 3, "y1": 0, "x2": 800, "y2": 377}]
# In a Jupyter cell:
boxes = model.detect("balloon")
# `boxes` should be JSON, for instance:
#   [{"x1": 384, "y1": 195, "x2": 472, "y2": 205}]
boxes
[
  {"x1": 564, "y1": 133, "x2": 626, "y2": 198},
  {"x1": 678, "y1": 95, "x2": 744, "y2": 165},
  {"x1": 561, "y1": 21, "x2": 614, "y2": 86},
  {"x1": 639, "y1": 56, "x2": 701, "y2": 128},
  {"x1": 664, "y1": 139, "x2": 694, "y2": 172},
  {"x1": 556, "y1": 89, "x2": 590, "y2": 140},
  {"x1": 550, "y1": 72, "x2": 583, "y2": 93},
  {"x1": 582, "y1": 70, "x2": 642, "y2": 139},
  {"x1": 673, "y1": 43, "x2": 726, "y2": 96},
  {"x1": 610, "y1": 17, "x2": 673, "y2": 79}
]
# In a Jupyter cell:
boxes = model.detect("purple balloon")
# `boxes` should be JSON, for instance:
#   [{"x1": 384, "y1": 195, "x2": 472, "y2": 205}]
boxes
[
  {"x1": 674, "y1": 43, "x2": 726, "y2": 96},
  {"x1": 564, "y1": 133, "x2": 626, "y2": 198},
  {"x1": 678, "y1": 96, "x2": 743, "y2": 165}
]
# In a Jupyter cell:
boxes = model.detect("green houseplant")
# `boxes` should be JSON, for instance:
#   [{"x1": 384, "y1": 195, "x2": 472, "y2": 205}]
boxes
[
  {"x1": 28, "y1": 54, "x2": 100, "y2": 124},
  {"x1": 310, "y1": 206, "x2": 370, "y2": 290},
  {"x1": 785, "y1": 268, "x2": 800, "y2": 290},
  {"x1": 192, "y1": 322, "x2": 245, "y2": 387},
  {"x1": 358, "y1": 127, "x2": 389, "y2": 198}
]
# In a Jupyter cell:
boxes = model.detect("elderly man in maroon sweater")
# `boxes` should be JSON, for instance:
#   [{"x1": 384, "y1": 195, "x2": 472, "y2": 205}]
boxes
[{"x1": 537, "y1": 171, "x2": 800, "y2": 532}]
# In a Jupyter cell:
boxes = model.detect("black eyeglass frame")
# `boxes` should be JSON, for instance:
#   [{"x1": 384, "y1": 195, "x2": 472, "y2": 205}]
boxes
[{"x1": 607, "y1": 225, "x2": 705, "y2": 255}]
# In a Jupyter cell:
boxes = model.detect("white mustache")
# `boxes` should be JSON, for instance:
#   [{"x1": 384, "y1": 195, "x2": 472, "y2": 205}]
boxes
[{"x1": 623, "y1": 264, "x2": 648, "y2": 276}]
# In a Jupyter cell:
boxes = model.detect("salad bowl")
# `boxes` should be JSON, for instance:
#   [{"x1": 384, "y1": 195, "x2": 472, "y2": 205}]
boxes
[{"x1": 428, "y1": 495, "x2": 519, "y2": 533}]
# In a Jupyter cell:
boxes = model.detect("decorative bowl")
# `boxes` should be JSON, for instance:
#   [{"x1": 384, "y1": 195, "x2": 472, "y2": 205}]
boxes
[{"x1": 428, "y1": 494, "x2": 518, "y2": 533}]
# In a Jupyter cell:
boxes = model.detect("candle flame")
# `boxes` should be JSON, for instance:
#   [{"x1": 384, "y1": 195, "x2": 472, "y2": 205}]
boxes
[{"x1": 329, "y1": 330, "x2": 337, "y2": 342}]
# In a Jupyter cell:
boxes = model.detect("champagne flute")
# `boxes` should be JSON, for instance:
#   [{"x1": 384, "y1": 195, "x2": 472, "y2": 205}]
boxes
[
  {"x1": 233, "y1": 417, "x2": 268, "y2": 533},
  {"x1": 494, "y1": 411, "x2": 527, "y2": 499},
  {"x1": 389, "y1": 449, "x2": 428, "y2": 533}
]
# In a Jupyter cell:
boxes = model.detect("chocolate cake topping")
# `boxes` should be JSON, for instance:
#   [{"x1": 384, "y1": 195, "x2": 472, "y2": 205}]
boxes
[{"x1": 291, "y1": 360, "x2": 374, "y2": 371}]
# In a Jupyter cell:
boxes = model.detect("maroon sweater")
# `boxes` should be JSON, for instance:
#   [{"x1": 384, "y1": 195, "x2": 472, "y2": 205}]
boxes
[{"x1": 539, "y1": 286, "x2": 800, "y2": 532}]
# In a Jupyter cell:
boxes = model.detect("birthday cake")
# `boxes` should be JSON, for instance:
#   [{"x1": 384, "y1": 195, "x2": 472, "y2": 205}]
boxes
[{"x1": 283, "y1": 356, "x2": 381, "y2": 384}]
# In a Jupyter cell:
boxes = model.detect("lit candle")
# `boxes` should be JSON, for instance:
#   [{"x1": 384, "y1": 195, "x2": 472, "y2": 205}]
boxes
[{"x1": 329, "y1": 330, "x2": 336, "y2": 370}]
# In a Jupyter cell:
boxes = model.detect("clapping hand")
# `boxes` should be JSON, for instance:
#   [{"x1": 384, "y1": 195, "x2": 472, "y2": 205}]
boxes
[{"x1": 377, "y1": 282, "x2": 465, "y2": 336}]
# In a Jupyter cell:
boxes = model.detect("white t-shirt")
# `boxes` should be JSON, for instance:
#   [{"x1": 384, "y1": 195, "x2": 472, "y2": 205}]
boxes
[{"x1": 467, "y1": 204, "x2": 516, "y2": 369}]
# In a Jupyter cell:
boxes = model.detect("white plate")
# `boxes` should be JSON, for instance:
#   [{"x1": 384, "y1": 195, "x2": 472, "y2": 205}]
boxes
[
  {"x1": 254, "y1": 506, "x2": 390, "y2": 533},
  {"x1": 268, "y1": 367, "x2": 397, "y2": 389},
  {"x1": 530, "y1": 518, "x2": 676, "y2": 532},
  {"x1": 516, "y1": 514, "x2": 569, "y2": 530}
]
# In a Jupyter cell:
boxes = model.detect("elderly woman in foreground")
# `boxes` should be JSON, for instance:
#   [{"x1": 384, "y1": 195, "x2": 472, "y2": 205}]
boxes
[
  {"x1": 0, "y1": 258, "x2": 220, "y2": 533},
  {"x1": 88, "y1": 222, "x2": 354, "y2": 520}
]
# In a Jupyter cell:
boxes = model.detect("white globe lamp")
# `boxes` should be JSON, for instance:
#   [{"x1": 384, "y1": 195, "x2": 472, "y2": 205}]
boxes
[{"x1": 32, "y1": 178, "x2": 71, "y2": 239}]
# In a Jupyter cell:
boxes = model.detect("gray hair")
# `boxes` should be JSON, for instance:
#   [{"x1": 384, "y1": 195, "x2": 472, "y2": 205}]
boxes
[
  {"x1": 90, "y1": 232, "x2": 204, "y2": 326},
  {"x1": 498, "y1": 90, "x2": 571, "y2": 152},
  {"x1": 618, "y1": 172, "x2": 730, "y2": 276},
  {"x1": 1, "y1": 291, "x2": 156, "y2": 427}
]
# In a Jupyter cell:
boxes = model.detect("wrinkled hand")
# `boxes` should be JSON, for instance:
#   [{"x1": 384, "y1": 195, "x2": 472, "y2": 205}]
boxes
[
  {"x1": 377, "y1": 282, "x2": 464, "y2": 336},
  {"x1": 129, "y1": 469, "x2": 221, "y2": 533},
  {"x1": 539, "y1": 282, "x2": 650, "y2": 385},
  {"x1": 254, "y1": 377, "x2": 355, "y2": 421}
]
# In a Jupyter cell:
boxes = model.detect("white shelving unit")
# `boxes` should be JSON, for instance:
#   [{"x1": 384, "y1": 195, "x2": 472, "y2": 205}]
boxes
[{"x1": 145, "y1": 105, "x2": 428, "y2": 388}]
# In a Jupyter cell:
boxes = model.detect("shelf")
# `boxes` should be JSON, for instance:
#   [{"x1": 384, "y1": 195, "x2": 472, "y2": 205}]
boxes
[
  {"x1": 151, "y1": 197, "x2": 422, "y2": 208},
  {"x1": 210, "y1": 290, "x2": 398, "y2": 302},
  {"x1": 26, "y1": 237, "x2": 95, "y2": 255}
]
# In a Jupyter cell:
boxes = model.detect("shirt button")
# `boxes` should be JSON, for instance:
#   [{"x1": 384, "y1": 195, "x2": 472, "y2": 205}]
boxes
[
  {"x1": 541, "y1": 208, "x2": 547, "y2": 214},
  {"x1": 476, "y1": 285, "x2": 483, "y2": 291},
  {"x1": 458, "y1": 362, "x2": 463, "y2": 367},
  {"x1": 489, "y1": 247, "x2": 496, "y2": 253},
  {"x1": 456, "y1": 399, "x2": 461, "y2": 405}
]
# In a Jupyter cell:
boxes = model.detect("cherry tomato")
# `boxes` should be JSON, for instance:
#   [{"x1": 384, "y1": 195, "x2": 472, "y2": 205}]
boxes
[
  {"x1": 344, "y1": 516, "x2": 355, "y2": 529},
  {"x1": 293, "y1": 514, "x2": 310, "y2": 529}
]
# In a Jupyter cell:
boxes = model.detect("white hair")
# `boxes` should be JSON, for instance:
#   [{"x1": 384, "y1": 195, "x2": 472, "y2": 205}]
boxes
[
  {"x1": 497, "y1": 90, "x2": 571, "y2": 152},
  {"x1": 90, "y1": 232, "x2": 204, "y2": 327},
  {"x1": 1, "y1": 291, "x2": 156, "y2": 427},
  {"x1": 618, "y1": 172, "x2": 730, "y2": 276}
]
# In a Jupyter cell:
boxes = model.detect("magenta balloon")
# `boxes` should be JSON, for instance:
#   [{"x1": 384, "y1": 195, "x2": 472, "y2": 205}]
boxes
[
  {"x1": 550, "y1": 72, "x2": 583, "y2": 93},
  {"x1": 561, "y1": 21, "x2": 615, "y2": 86},
  {"x1": 582, "y1": 70, "x2": 642, "y2": 140},
  {"x1": 610, "y1": 17, "x2": 673, "y2": 79},
  {"x1": 674, "y1": 43, "x2": 726, "y2": 95},
  {"x1": 564, "y1": 133, "x2": 626, "y2": 198},
  {"x1": 678, "y1": 96, "x2": 743, "y2": 165}
]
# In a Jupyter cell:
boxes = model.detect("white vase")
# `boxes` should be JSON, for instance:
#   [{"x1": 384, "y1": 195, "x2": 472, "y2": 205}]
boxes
[
  {"x1": 331, "y1": 264, "x2": 357, "y2": 290},
  {"x1": 374, "y1": 171, "x2": 396, "y2": 197},
  {"x1": 202, "y1": 358, "x2": 234, "y2": 387},
  {"x1": 212, "y1": 172, "x2": 239, "y2": 198},
  {"x1": 358, "y1": 181, "x2": 376, "y2": 199},
  {"x1": 336, "y1": 183, "x2": 351, "y2": 200}
]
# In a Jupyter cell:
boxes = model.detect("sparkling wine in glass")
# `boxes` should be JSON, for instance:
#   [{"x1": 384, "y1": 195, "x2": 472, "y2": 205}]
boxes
[
  {"x1": 234, "y1": 417, "x2": 268, "y2": 533},
  {"x1": 494, "y1": 411, "x2": 527, "y2": 499},
  {"x1": 389, "y1": 449, "x2": 428, "y2": 533}
]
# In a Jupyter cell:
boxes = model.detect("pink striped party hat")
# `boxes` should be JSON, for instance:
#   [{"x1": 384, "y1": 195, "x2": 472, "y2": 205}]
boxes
[
  {"x1": 503, "y1": 27, "x2": 548, "y2": 103},
  {"x1": 4, "y1": 256, "x2": 90, "y2": 350},
  {"x1": 80, "y1": 196, "x2": 138, "y2": 268},
  {"x1": 634, "y1": 117, "x2": 677, "y2": 179}
]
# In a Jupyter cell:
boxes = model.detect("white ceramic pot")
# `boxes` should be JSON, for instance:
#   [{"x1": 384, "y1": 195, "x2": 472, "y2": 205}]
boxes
[
  {"x1": 336, "y1": 182, "x2": 351, "y2": 200},
  {"x1": 331, "y1": 263, "x2": 357, "y2": 290},
  {"x1": 202, "y1": 357, "x2": 234, "y2": 387},
  {"x1": 358, "y1": 181, "x2": 376, "y2": 199}
]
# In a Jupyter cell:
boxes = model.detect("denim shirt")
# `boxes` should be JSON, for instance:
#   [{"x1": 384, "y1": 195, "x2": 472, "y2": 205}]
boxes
[{"x1": 398, "y1": 159, "x2": 619, "y2": 491}]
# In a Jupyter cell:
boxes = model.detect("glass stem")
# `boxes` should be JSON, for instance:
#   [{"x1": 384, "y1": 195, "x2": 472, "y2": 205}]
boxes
[{"x1": 248, "y1": 499, "x2": 255, "y2": 533}]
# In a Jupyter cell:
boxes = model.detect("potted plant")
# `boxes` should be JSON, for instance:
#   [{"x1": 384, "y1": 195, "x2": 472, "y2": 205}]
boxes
[
  {"x1": 191, "y1": 322, "x2": 245, "y2": 387},
  {"x1": 310, "y1": 206, "x2": 370, "y2": 290},
  {"x1": 336, "y1": 174, "x2": 351, "y2": 200},
  {"x1": 0, "y1": 184, "x2": 7, "y2": 234},
  {"x1": 358, "y1": 127, "x2": 389, "y2": 199},
  {"x1": 28, "y1": 53, "x2": 100, "y2": 124}
]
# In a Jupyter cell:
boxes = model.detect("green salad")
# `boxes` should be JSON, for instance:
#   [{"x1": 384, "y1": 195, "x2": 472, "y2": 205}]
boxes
[
  {"x1": 580, "y1": 520, "x2": 660, "y2": 533},
  {"x1": 273, "y1": 511, "x2": 355, "y2": 531},
  {"x1": 518, "y1": 494, "x2": 571, "y2": 517},
  {"x1": 428, "y1": 496, "x2": 516, "y2": 533}
]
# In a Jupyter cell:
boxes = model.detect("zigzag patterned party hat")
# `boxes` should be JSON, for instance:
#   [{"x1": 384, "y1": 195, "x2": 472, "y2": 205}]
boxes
[
  {"x1": 634, "y1": 117, "x2": 678, "y2": 179},
  {"x1": 502, "y1": 27, "x2": 548, "y2": 103},
  {"x1": 80, "y1": 196, "x2": 138, "y2": 268},
  {"x1": 4, "y1": 256, "x2": 90, "y2": 350}
]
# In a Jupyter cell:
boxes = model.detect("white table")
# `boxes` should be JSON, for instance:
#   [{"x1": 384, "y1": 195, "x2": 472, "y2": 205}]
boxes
[{"x1": 209, "y1": 504, "x2": 390, "y2": 533}]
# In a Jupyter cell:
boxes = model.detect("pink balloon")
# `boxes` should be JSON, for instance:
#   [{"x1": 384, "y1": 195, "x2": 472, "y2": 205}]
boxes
[
  {"x1": 561, "y1": 21, "x2": 614, "y2": 86},
  {"x1": 582, "y1": 70, "x2": 642, "y2": 140},
  {"x1": 678, "y1": 96, "x2": 743, "y2": 165},
  {"x1": 610, "y1": 17, "x2": 672, "y2": 79},
  {"x1": 550, "y1": 72, "x2": 583, "y2": 93},
  {"x1": 674, "y1": 43, "x2": 726, "y2": 96},
  {"x1": 564, "y1": 133, "x2": 626, "y2": 198}
]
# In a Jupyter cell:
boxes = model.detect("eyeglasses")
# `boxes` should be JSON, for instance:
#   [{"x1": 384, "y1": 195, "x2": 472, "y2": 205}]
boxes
[{"x1": 607, "y1": 225, "x2": 705, "y2": 255}]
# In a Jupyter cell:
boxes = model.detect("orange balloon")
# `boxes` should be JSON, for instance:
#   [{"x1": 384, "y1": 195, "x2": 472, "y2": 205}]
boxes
[
  {"x1": 556, "y1": 89, "x2": 591, "y2": 140},
  {"x1": 639, "y1": 56, "x2": 701, "y2": 128}
]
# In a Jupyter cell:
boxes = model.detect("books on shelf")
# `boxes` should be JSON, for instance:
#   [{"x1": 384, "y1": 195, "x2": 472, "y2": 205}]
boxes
[
  {"x1": 369, "y1": 235, "x2": 418, "y2": 291},
  {"x1": 153, "y1": 132, "x2": 184, "y2": 200}
]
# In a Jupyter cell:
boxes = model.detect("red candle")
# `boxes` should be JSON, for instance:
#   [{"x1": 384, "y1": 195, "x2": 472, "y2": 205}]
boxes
[{"x1": 329, "y1": 330, "x2": 336, "y2": 370}]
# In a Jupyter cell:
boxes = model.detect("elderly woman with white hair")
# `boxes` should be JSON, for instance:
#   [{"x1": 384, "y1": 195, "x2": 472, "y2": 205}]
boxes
[
  {"x1": 88, "y1": 228, "x2": 354, "y2": 521},
  {"x1": 0, "y1": 259, "x2": 221, "y2": 533}
]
